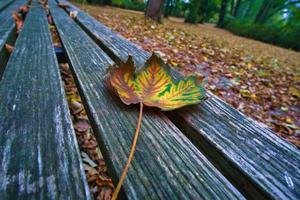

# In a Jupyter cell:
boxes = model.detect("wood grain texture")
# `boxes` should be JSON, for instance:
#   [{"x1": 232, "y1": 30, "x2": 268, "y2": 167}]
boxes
[
  {"x1": 0, "y1": 0, "x2": 14, "y2": 12},
  {"x1": 168, "y1": 92, "x2": 300, "y2": 200},
  {"x1": 56, "y1": 1, "x2": 300, "y2": 199},
  {"x1": 0, "y1": 0, "x2": 26, "y2": 79},
  {"x1": 56, "y1": 0, "x2": 151, "y2": 68},
  {"x1": 0, "y1": 1, "x2": 91, "y2": 199},
  {"x1": 49, "y1": 1, "x2": 245, "y2": 199}
]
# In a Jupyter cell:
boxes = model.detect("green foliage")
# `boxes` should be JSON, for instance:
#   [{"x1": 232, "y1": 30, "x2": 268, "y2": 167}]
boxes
[
  {"x1": 85, "y1": 0, "x2": 111, "y2": 4},
  {"x1": 217, "y1": 0, "x2": 228, "y2": 27},
  {"x1": 225, "y1": 18, "x2": 300, "y2": 51},
  {"x1": 85, "y1": 0, "x2": 300, "y2": 51},
  {"x1": 223, "y1": 0, "x2": 300, "y2": 51},
  {"x1": 185, "y1": 0, "x2": 201, "y2": 23},
  {"x1": 75, "y1": 0, "x2": 87, "y2": 4},
  {"x1": 111, "y1": 0, "x2": 146, "y2": 11},
  {"x1": 185, "y1": 0, "x2": 220, "y2": 23},
  {"x1": 203, "y1": 0, "x2": 220, "y2": 22},
  {"x1": 164, "y1": 0, "x2": 185, "y2": 18}
]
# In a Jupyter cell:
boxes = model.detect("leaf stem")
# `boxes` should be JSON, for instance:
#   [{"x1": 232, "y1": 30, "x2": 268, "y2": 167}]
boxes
[{"x1": 112, "y1": 102, "x2": 144, "y2": 200}]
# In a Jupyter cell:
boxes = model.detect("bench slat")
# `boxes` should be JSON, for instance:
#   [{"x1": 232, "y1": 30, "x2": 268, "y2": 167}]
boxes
[
  {"x1": 57, "y1": 0, "x2": 150, "y2": 68},
  {"x1": 0, "y1": 0, "x2": 27, "y2": 79},
  {"x1": 58, "y1": 1, "x2": 300, "y2": 199},
  {"x1": 169, "y1": 93, "x2": 300, "y2": 200},
  {"x1": 0, "y1": 0, "x2": 14, "y2": 12},
  {"x1": 49, "y1": 1, "x2": 245, "y2": 199},
  {"x1": 0, "y1": 1, "x2": 91, "y2": 199}
]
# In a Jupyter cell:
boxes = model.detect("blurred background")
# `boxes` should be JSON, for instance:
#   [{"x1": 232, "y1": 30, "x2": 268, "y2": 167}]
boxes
[
  {"x1": 74, "y1": 0, "x2": 300, "y2": 51},
  {"x1": 72, "y1": 0, "x2": 300, "y2": 147}
]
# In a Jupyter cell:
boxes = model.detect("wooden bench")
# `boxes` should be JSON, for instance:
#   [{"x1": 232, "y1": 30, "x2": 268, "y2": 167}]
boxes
[
  {"x1": 0, "y1": 0, "x2": 299, "y2": 199},
  {"x1": 48, "y1": 1, "x2": 245, "y2": 199},
  {"x1": 0, "y1": 0, "x2": 27, "y2": 79},
  {"x1": 0, "y1": 1, "x2": 90, "y2": 199},
  {"x1": 55, "y1": 1, "x2": 300, "y2": 199}
]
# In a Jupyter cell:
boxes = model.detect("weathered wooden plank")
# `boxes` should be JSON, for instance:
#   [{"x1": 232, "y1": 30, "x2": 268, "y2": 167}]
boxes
[
  {"x1": 0, "y1": 0, "x2": 26, "y2": 79},
  {"x1": 0, "y1": 0, "x2": 14, "y2": 12},
  {"x1": 57, "y1": 1, "x2": 300, "y2": 199},
  {"x1": 56, "y1": 0, "x2": 150, "y2": 68},
  {"x1": 0, "y1": 1, "x2": 91, "y2": 199},
  {"x1": 168, "y1": 92, "x2": 300, "y2": 200},
  {"x1": 49, "y1": 1, "x2": 245, "y2": 199}
]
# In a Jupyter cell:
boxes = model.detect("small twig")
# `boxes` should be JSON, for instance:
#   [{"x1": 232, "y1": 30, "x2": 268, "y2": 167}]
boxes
[{"x1": 112, "y1": 102, "x2": 144, "y2": 200}]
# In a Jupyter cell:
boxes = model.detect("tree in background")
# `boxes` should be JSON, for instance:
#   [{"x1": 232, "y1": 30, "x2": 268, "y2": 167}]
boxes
[
  {"x1": 184, "y1": 0, "x2": 219, "y2": 24},
  {"x1": 232, "y1": 0, "x2": 242, "y2": 16},
  {"x1": 88, "y1": 0, "x2": 111, "y2": 5},
  {"x1": 217, "y1": 0, "x2": 228, "y2": 27},
  {"x1": 184, "y1": 0, "x2": 201, "y2": 23},
  {"x1": 145, "y1": 0, "x2": 165, "y2": 22},
  {"x1": 97, "y1": 0, "x2": 300, "y2": 50},
  {"x1": 226, "y1": 0, "x2": 300, "y2": 23},
  {"x1": 164, "y1": 0, "x2": 178, "y2": 17},
  {"x1": 255, "y1": 0, "x2": 300, "y2": 23},
  {"x1": 223, "y1": 0, "x2": 300, "y2": 50}
]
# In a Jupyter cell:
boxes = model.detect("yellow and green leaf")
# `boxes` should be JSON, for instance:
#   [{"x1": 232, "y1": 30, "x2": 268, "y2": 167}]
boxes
[
  {"x1": 110, "y1": 58, "x2": 139, "y2": 105},
  {"x1": 135, "y1": 55, "x2": 171, "y2": 100},
  {"x1": 109, "y1": 54, "x2": 206, "y2": 111},
  {"x1": 144, "y1": 77, "x2": 205, "y2": 110}
]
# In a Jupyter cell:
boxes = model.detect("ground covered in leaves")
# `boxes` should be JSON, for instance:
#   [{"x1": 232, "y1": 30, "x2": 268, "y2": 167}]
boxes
[{"x1": 78, "y1": 4, "x2": 300, "y2": 148}]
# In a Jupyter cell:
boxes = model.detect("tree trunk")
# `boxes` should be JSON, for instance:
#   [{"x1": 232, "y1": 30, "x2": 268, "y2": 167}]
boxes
[
  {"x1": 233, "y1": 0, "x2": 242, "y2": 17},
  {"x1": 164, "y1": 0, "x2": 172, "y2": 18},
  {"x1": 145, "y1": 0, "x2": 165, "y2": 22},
  {"x1": 244, "y1": 0, "x2": 254, "y2": 17},
  {"x1": 255, "y1": 0, "x2": 300, "y2": 23},
  {"x1": 184, "y1": 0, "x2": 201, "y2": 23},
  {"x1": 230, "y1": 0, "x2": 235, "y2": 15},
  {"x1": 92, "y1": 0, "x2": 111, "y2": 5},
  {"x1": 217, "y1": 0, "x2": 228, "y2": 27},
  {"x1": 254, "y1": 0, "x2": 272, "y2": 23}
]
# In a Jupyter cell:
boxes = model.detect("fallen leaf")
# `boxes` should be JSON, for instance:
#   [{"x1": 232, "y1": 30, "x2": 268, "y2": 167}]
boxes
[
  {"x1": 83, "y1": 163, "x2": 98, "y2": 175},
  {"x1": 69, "y1": 100, "x2": 84, "y2": 115},
  {"x1": 18, "y1": 5, "x2": 29, "y2": 14},
  {"x1": 110, "y1": 54, "x2": 206, "y2": 110},
  {"x1": 70, "y1": 10, "x2": 78, "y2": 19},
  {"x1": 5, "y1": 44, "x2": 14, "y2": 55},
  {"x1": 12, "y1": 12, "x2": 23, "y2": 33},
  {"x1": 289, "y1": 87, "x2": 300, "y2": 98},
  {"x1": 74, "y1": 119, "x2": 89, "y2": 132},
  {"x1": 100, "y1": 187, "x2": 113, "y2": 200},
  {"x1": 82, "y1": 152, "x2": 98, "y2": 168},
  {"x1": 109, "y1": 54, "x2": 206, "y2": 199}
]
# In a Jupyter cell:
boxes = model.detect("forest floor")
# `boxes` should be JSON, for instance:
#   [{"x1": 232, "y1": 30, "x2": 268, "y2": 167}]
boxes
[{"x1": 77, "y1": 4, "x2": 300, "y2": 148}]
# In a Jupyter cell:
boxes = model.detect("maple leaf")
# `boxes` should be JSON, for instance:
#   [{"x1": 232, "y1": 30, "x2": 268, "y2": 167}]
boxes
[
  {"x1": 110, "y1": 54, "x2": 205, "y2": 111},
  {"x1": 108, "y1": 54, "x2": 205, "y2": 200}
]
